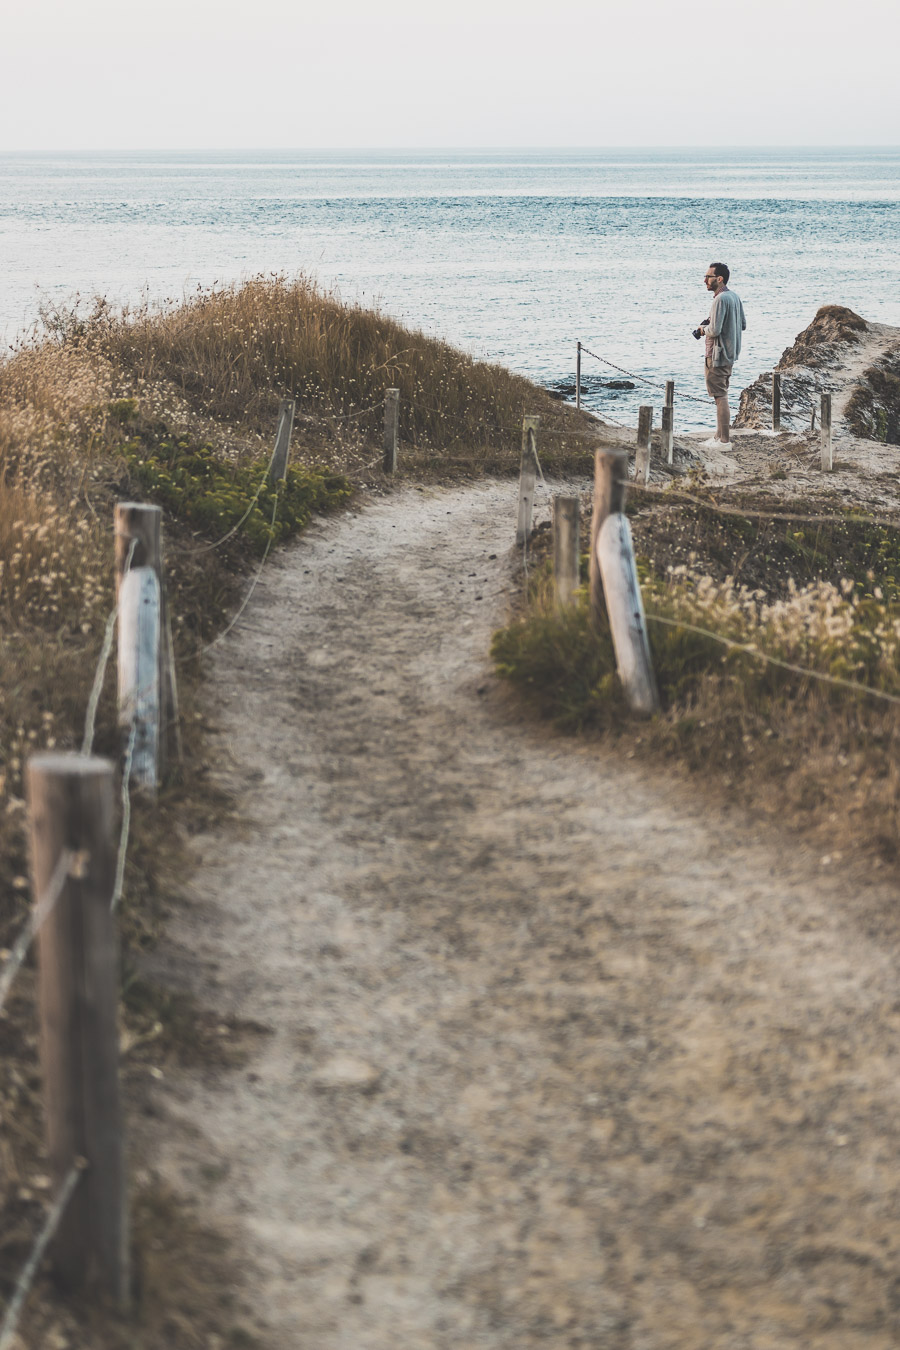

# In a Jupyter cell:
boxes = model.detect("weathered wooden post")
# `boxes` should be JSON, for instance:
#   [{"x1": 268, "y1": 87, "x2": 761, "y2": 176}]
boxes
[
  {"x1": 383, "y1": 388, "x2": 400, "y2": 474},
  {"x1": 516, "y1": 414, "x2": 541, "y2": 547},
  {"x1": 115, "y1": 502, "x2": 161, "y2": 589},
  {"x1": 552, "y1": 495, "x2": 580, "y2": 606},
  {"x1": 117, "y1": 567, "x2": 161, "y2": 795},
  {"x1": 596, "y1": 515, "x2": 660, "y2": 715},
  {"x1": 115, "y1": 504, "x2": 168, "y2": 791},
  {"x1": 664, "y1": 380, "x2": 675, "y2": 410},
  {"x1": 772, "y1": 372, "x2": 782, "y2": 432},
  {"x1": 635, "y1": 406, "x2": 653, "y2": 484},
  {"x1": 576, "y1": 342, "x2": 582, "y2": 411},
  {"x1": 266, "y1": 398, "x2": 296, "y2": 487},
  {"x1": 26, "y1": 753, "x2": 129, "y2": 1305},
  {"x1": 661, "y1": 405, "x2": 674, "y2": 465},
  {"x1": 820, "y1": 392, "x2": 833, "y2": 471},
  {"x1": 589, "y1": 448, "x2": 628, "y2": 632}
]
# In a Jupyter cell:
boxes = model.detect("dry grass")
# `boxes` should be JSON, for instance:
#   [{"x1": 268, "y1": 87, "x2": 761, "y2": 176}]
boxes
[
  {"x1": 493, "y1": 493, "x2": 900, "y2": 869},
  {"x1": 93, "y1": 274, "x2": 587, "y2": 459}
]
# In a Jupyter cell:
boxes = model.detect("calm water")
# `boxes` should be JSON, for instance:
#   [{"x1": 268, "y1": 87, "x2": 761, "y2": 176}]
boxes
[{"x1": 2, "y1": 148, "x2": 899, "y2": 431}]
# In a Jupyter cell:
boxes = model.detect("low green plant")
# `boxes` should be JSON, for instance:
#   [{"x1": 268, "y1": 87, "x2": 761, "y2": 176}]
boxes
[{"x1": 119, "y1": 427, "x2": 351, "y2": 554}]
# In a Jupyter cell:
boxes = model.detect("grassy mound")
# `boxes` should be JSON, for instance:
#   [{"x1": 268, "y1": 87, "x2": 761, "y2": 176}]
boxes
[{"x1": 67, "y1": 274, "x2": 596, "y2": 474}]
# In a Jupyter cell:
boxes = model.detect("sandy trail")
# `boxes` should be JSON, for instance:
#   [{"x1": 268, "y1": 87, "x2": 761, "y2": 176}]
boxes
[{"x1": 149, "y1": 480, "x2": 900, "y2": 1349}]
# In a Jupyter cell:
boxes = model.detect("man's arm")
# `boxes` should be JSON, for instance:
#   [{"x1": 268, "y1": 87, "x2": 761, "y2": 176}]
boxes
[
  {"x1": 740, "y1": 298, "x2": 747, "y2": 332},
  {"x1": 704, "y1": 293, "x2": 723, "y2": 337}
]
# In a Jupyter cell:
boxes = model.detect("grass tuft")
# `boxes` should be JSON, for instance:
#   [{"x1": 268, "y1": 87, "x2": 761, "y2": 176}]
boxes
[{"x1": 494, "y1": 499, "x2": 900, "y2": 862}]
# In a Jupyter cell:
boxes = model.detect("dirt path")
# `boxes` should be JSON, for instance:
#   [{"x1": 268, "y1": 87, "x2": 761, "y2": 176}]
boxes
[{"x1": 148, "y1": 480, "x2": 900, "y2": 1349}]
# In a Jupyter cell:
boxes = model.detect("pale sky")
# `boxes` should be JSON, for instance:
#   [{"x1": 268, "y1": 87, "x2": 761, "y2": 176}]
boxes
[{"x1": 1, "y1": 0, "x2": 897, "y2": 151}]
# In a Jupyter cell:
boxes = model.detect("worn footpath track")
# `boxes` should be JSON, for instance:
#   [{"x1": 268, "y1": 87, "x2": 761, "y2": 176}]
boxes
[{"x1": 149, "y1": 480, "x2": 900, "y2": 1349}]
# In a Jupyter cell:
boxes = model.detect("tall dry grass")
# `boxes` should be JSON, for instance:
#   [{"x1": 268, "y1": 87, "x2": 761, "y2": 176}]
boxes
[{"x1": 97, "y1": 274, "x2": 586, "y2": 462}]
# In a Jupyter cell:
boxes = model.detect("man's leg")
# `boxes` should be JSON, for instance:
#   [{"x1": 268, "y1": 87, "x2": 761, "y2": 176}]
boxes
[{"x1": 715, "y1": 394, "x2": 731, "y2": 443}]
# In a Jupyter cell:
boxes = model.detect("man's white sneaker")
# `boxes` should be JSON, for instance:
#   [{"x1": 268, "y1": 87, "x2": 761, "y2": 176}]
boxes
[{"x1": 702, "y1": 437, "x2": 734, "y2": 450}]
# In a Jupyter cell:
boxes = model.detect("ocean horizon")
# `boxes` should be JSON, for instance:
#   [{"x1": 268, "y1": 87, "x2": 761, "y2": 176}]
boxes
[{"x1": 3, "y1": 146, "x2": 899, "y2": 431}]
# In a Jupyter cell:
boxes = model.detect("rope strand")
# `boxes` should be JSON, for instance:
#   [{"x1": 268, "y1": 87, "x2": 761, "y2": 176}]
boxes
[
  {"x1": 645, "y1": 613, "x2": 900, "y2": 708},
  {"x1": 0, "y1": 1165, "x2": 83, "y2": 1350},
  {"x1": 81, "y1": 540, "x2": 137, "y2": 756},
  {"x1": 110, "y1": 722, "x2": 137, "y2": 913},
  {"x1": 179, "y1": 486, "x2": 281, "y2": 662},
  {"x1": 579, "y1": 344, "x2": 709, "y2": 404},
  {"x1": 0, "y1": 850, "x2": 75, "y2": 1017}
]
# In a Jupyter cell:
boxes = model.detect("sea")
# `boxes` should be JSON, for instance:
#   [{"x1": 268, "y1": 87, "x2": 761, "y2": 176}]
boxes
[{"x1": 2, "y1": 147, "x2": 899, "y2": 431}]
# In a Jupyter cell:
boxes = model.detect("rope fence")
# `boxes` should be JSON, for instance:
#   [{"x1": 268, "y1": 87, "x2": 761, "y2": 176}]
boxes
[
  {"x1": 579, "y1": 343, "x2": 710, "y2": 404},
  {"x1": 629, "y1": 481, "x2": 900, "y2": 534},
  {"x1": 0, "y1": 406, "x2": 294, "y2": 1336},
  {"x1": 0, "y1": 517, "x2": 151, "y2": 1332}
]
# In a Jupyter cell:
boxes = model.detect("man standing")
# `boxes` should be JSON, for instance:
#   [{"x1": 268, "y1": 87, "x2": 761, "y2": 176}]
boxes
[{"x1": 700, "y1": 263, "x2": 746, "y2": 448}]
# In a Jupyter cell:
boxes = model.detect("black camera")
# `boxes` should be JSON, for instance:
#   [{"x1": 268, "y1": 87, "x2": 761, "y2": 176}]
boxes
[{"x1": 692, "y1": 321, "x2": 707, "y2": 340}]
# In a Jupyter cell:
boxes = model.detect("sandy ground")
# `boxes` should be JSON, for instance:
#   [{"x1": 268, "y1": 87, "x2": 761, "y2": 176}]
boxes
[{"x1": 143, "y1": 477, "x2": 900, "y2": 1350}]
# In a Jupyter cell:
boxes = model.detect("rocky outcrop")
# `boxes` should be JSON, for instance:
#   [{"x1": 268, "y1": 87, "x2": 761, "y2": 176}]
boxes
[
  {"x1": 776, "y1": 304, "x2": 867, "y2": 369},
  {"x1": 844, "y1": 345, "x2": 900, "y2": 444},
  {"x1": 735, "y1": 306, "x2": 900, "y2": 443}
]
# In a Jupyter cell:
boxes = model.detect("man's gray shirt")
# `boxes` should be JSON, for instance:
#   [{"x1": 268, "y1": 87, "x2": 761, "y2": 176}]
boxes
[{"x1": 706, "y1": 288, "x2": 746, "y2": 366}]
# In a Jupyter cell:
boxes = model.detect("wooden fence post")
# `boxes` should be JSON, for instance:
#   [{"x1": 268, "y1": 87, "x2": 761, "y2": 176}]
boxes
[
  {"x1": 773, "y1": 372, "x2": 782, "y2": 432},
  {"x1": 596, "y1": 515, "x2": 660, "y2": 715},
  {"x1": 516, "y1": 415, "x2": 541, "y2": 547},
  {"x1": 576, "y1": 342, "x2": 582, "y2": 411},
  {"x1": 266, "y1": 398, "x2": 296, "y2": 487},
  {"x1": 552, "y1": 495, "x2": 580, "y2": 606},
  {"x1": 664, "y1": 380, "x2": 675, "y2": 409},
  {"x1": 26, "y1": 753, "x2": 129, "y2": 1305},
  {"x1": 635, "y1": 406, "x2": 652, "y2": 484},
  {"x1": 383, "y1": 388, "x2": 400, "y2": 474},
  {"x1": 115, "y1": 502, "x2": 161, "y2": 590},
  {"x1": 820, "y1": 392, "x2": 833, "y2": 471},
  {"x1": 589, "y1": 448, "x2": 628, "y2": 632},
  {"x1": 115, "y1": 504, "x2": 169, "y2": 790},
  {"x1": 661, "y1": 405, "x2": 674, "y2": 465}
]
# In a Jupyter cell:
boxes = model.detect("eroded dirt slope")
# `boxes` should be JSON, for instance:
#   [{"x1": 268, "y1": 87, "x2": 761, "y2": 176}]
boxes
[{"x1": 144, "y1": 480, "x2": 900, "y2": 1349}]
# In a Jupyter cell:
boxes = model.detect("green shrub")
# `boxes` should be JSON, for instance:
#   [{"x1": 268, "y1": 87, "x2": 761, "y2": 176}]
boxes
[{"x1": 120, "y1": 428, "x2": 351, "y2": 554}]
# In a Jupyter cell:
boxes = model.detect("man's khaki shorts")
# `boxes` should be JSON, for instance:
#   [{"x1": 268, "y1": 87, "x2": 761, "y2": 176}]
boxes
[{"x1": 705, "y1": 359, "x2": 733, "y2": 400}]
